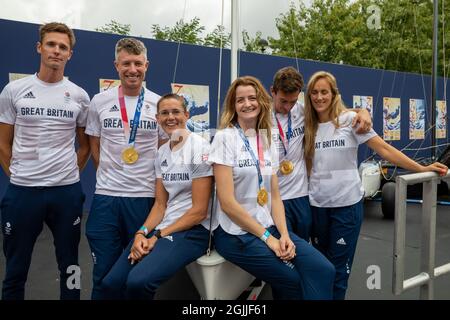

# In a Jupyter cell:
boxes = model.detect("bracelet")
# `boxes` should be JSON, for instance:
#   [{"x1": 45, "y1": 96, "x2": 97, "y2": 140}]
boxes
[
  {"x1": 260, "y1": 229, "x2": 271, "y2": 243},
  {"x1": 139, "y1": 225, "x2": 149, "y2": 236}
]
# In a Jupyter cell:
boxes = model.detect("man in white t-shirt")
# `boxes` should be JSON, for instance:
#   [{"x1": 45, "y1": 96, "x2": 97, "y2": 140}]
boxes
[
  {"x1": 85, "y1": 37, "x2": 165, "y2": 300},
  {"x1": 271, "y1": 67, "x2": 372, "y2": 242},
  {"x1": 0, "y1": 22, "x2": 90, "y2": 300}
]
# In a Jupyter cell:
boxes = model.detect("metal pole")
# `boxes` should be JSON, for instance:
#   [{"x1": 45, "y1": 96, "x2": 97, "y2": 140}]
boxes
[
  {"x1": 393, "y1": 177, "x2": 407, "y2": 295},
  {"x1": 419, "y1": 178, "x2": 438, "y2": 299},
  {"x1": 231, "y1": 0, "x2": 239, "y2": 82},
  {"x1": 431, "y1": 0, "x2": 438, "y2": 159}
]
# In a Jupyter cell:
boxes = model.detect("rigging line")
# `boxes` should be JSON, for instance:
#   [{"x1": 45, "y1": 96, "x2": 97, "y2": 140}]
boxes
[
  {"x1": 237, "y1": 0, "x2": 241, "y2": 78},
  {"x1": 403, "y1": 4, "x2": 428, "y2": 161},
  {"x1": 443, "y1": 0, "x2": 449, "y2": 145},
  {"x1": 216, "y1": 0, "x2": 225, "y2": 126},
  {"x1": 402, "y1": 142, "x2": 450, "y2": 151},
  {"x1": 400, "y1": 4, "x2": 437, "y2": 161},
  {"x1": 409, "y1": 123, "x2": 428, "y2": 160},
  {"x1": 413, "y1": 5, "x2": 429, "y2": 128},
  {"x1": 288, "y1": 0, "x2": 300, "y2": 72},
  {"x1": 369, "y1": 2, "x2": 405, "y2": 161},
  {"x1": 172, "y1": 0, "x2": 188, "y2": 84},
  {"x1": 370, "y1": 4, "x2": 406, "y2": 161},
  {"x1": 399, "y1": 121, "x2": 437, "y2": 154},
  {"x1": 442, "y1": 0, "x2": 446, "y2": 104},
  {"x1": 389, "y1": 25, "x2": 406, "y2": 98},
  {"x1": 373, "y1": 1, "x2": 404, "y2": 132}
]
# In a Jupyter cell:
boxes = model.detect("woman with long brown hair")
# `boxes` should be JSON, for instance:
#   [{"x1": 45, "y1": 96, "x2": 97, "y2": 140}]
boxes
[
  {"x1": 303, "y1": 71, "x2": 448, "y2": 300},
  {"x1": 210, "y1": 76, "x2": 335, "y2": 300}
]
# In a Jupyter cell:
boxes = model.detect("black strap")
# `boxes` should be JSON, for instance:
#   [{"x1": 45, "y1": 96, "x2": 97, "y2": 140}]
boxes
[{"x1": 206, "y1": 184, "x2": 216, "y2": 256}]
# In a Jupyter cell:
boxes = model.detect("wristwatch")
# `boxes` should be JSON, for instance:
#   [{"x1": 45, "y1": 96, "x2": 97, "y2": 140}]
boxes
[{"x1": 154, "y1": 229, "x2": 162, "y2": 239}]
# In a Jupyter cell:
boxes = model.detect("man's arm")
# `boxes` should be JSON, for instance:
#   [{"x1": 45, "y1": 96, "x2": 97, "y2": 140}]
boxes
[
  {"x1": 351, "y1": 108, "x2": 372, "y2": 134},
  {"x1": 0, "y1": 123, "x2": 14, "y2": 177},
  {"x1": 89, "y1": 135, "x2": 100, "y2": 170},
  {"x1": 76, "y1": 127, "x2": 91, "y2": 172}
]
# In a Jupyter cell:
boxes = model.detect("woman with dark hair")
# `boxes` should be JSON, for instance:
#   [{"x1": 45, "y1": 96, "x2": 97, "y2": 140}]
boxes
[{"x1": 100, "y1": 94, "x2": 215, "y2": 299}]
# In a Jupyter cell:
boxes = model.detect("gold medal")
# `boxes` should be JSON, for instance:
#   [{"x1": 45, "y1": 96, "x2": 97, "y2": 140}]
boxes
[
  {"x1": 122, "y1": 147, "x2": 139, "y2": 164},
  {"x1": 280, "y1": 160, "x2": 294, "y2": 175},
  {"x1": 257, "y1": 188, "x2": 268, "y2": 206}
]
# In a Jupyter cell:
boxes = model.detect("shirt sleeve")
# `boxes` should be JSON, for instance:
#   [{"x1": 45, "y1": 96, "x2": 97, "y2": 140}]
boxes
[
  {"x1": 0, "y1": 84, "x2": 16, "y2": 125},
  {"x1": 155, "y1": 150, "x2": 162, "y2": 178},
  {"x1": 349, "y1": 112, "x2": 378, "y2": 145},
  {"x1": 190, "y1": 138, "x2": 213, "y2": 179},
  {"x1": 208, "y1": 129, "x2": 236, "y2": 167},
  {"x1": 85, "y1": 96, "x2": 101, "y2": 137},
  {"x1": 76, "y1": 88, "x2": 90, "y2": 127}
]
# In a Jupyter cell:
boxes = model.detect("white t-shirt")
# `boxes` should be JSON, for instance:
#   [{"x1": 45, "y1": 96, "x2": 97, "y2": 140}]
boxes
[
  {"x1": 272, "y1": 102, "x2": 308, "y2": 200},
  {"x1": 0, "y1": 73, "x2": 89, "y2": 186},
  {"x1": 155, "y1": 133, "x2": 216, "y2": 231},
  {"x1": 85, "y1": 86, "x2": 164, "y2": 197},
  {"x1": 209, "y1": 127, "x2": 278, "y2": 235},
  {"x1": 309, "y1": 111, "x2": 377, "y2": 207}
]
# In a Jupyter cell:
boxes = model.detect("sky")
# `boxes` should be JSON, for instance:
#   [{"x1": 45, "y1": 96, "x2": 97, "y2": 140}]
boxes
[{"x1": 0, "y1": 0, "x2": 311, "y2": 43}]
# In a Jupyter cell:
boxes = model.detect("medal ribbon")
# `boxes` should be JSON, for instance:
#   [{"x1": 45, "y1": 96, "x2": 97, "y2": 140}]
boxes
[
  {"x1": 275, "y1": 111, "x2": 292, "y2": 156},
  {"x1": 118, "y1": 85, "x2": 145, "y2": 147},
  {"x1": 235, "y1": 123, "x2": 264, "y2": 190}
]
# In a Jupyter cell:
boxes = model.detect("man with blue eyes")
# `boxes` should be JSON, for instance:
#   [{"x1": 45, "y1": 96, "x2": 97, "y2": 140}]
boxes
[
  {"x1": 85, "y1": 37, "x2": 166, "y2": 299},
  {"x1": 0, "y1": 22, "x2": 90, "y2": 300}
]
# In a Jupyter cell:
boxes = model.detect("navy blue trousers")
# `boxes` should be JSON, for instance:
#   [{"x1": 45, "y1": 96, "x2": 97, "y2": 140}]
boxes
[
  {"x1": 214, "y1": 225, "x2": 335, "y2": 300},
  {"x1": 311, "y1": 199, "x2": 364, "y2": 300},
  {"x1": 101, "y1": 224, "x2": 209, "y2": 300},
  {"x1": 1, "y1": 182, "x2": 84, "y2": 300},
  {"x1": 283, "y1": 195, "x2": 312, "y2": 242},
  {"x1": 85, "y1": 194, "x2": 154, "y2": 300}
]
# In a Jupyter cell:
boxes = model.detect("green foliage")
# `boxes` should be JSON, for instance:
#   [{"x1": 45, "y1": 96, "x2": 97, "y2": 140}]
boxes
[
  {"x1": 97, "y1": 1, "x2": 450, "y2": 75},
  {"x1": 270, "y1": 0, "x2": 450, "y2": 75},
  {"x1": 152, "y1": 18, "x2": 232, "y2": 48},
  {"x1": 151, "y1": 17, "x2": 205, "y2": 45},
  {"x1": 95, "y1": 20, "x2": 131, "y2": 35},
  {"x1": 242, "y1": 30, "x2": 270, "y2": 53},
  {"x1": 204, "y1": 25, "x2": 231, "y2": 48}
]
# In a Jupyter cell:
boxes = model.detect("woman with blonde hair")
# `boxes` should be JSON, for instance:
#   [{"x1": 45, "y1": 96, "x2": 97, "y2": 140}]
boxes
[
  {"x1": 209, "y1": 76, "x2": 335, "y2": 300},
  {"x1": 303, "y1": 71, "x2": 448, "y2": 300}
]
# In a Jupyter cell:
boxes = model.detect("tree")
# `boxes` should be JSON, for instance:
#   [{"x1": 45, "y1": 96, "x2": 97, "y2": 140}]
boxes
[
  {"x1": 95, "y1": 20, "x2": 131, "y2": 35},
  {"x1": 242, "y1": 30, "x2": 268, "y2": 53},
  {"x1": 203, "y1": 25, "x2": 231, "y2": 48},
  {"x1": 271, "y1": 0, "x2": 373, "y2": 66},
  {"x1": 151, "y1": 17, "x2": 205, "y2": 45},
  {"x1": 269, "y1": 0, "x2": 450, "y2": 75}
]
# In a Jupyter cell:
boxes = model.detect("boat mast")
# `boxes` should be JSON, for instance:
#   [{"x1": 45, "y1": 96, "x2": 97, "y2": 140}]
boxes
[
  {"x1": 431, "y1": 0, "x2": 438, "y2": 159},
  {"x1": 231, "y1": 0, "x2": 239, "y2": 82}
]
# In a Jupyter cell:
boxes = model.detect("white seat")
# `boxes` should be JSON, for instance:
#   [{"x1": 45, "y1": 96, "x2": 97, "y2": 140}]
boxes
[{"x1": 186, "y1": 250, "x2": 257, "y2": 300}]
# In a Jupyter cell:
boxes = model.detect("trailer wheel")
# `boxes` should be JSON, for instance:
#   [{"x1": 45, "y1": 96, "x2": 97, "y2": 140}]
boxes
[{"x1": 381, "y1": 182, "x2": 396, "y2": 220}]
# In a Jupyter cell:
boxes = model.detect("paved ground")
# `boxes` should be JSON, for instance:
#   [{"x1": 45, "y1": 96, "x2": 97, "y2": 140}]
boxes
[{"x1": 1, "y1": 201, "x2": 449, "y2": 300}]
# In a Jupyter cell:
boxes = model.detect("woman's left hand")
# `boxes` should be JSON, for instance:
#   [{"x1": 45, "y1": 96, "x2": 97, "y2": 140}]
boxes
[
  {"x1": 424, "y1": 162, "x2": 448, "y2": 176},
  {"x1": 279, "y1": 234, "x2": 296, "y2": 261}
]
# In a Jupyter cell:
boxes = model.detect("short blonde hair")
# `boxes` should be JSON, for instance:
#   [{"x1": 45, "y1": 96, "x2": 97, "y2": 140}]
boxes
[{"x1": 115, "y1": 37, "x2": 147, "y2": 60}]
